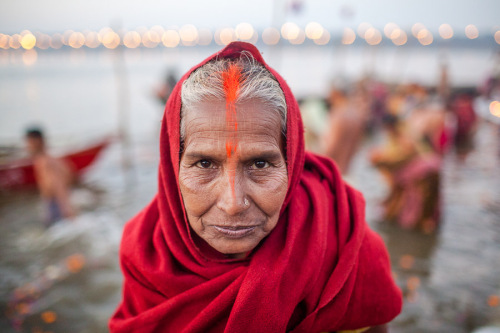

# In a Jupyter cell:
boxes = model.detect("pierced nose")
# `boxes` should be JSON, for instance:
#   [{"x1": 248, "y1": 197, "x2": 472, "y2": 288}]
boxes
[{"x1": 244, "y1": 198, "x2": 249, "y2": 206}]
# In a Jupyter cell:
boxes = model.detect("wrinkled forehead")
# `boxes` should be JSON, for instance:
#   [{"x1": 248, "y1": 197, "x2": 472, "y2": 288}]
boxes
[{"x1": 183, "y1": 99, "x2": 283, "y2": 143}]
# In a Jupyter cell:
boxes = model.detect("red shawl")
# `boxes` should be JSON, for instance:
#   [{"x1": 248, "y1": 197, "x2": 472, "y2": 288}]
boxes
[{"x1": 110, "y1": 42, "x2": 402, "y2": 332}]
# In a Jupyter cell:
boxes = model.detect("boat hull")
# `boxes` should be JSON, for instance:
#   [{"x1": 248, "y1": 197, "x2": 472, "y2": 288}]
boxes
[{"x1": 0, "y1": 139, "x2": 109, "y2": 189}]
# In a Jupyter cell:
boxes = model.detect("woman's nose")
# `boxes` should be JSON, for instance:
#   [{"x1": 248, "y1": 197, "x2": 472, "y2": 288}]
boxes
[{"x1": 216, "y1": 170, "x2": 249, "y2": 216}]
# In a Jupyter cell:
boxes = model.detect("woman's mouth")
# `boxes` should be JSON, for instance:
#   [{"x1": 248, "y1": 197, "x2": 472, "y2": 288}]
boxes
[{"x1": 212, "y1": 225, "x2": 257, "y2": 239}]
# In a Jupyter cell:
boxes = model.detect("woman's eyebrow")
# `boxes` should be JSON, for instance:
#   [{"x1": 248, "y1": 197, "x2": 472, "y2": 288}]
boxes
[
  {"x1": 243, "y1": 150, "x2": 283, "y2": 161},
  {"x1": 183, "y1": 151, "x2": 217, "y2": 160}
]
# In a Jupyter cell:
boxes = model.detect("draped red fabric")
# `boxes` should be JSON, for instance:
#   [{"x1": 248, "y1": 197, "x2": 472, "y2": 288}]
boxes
[{"x1": 109, "y1": 42, "x2": 402, "y2": 332}]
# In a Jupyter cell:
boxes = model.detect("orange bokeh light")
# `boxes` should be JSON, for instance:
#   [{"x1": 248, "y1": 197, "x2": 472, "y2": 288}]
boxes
[
  {"x1": 162, "y1": 30, "x2": 180, "y2": 48},
  {"x1": 0, "y1": 34, "x2": 10, "y2": 49},
  {"x1": 41, "y1": 311, "x2": 57, "y2": 324},
  {"x1": 439, "y1": 24, "x2": 453, "y2": 39},
  {"x1": 123, "y1": 31, "x2": 141, "y2": 48},
  {"x1": 490, "y1": 101, "x2": 500, "y2": 117},
  {"x1": 262, "y1": 27, "x2": 280, "y2": 45},
  {"x1": 342, "y1": 27, "x2": 356, "y2": 45},
  {"x1": 9, "y1": 34, "x2": 22, "y2": 49},
  {"x1": 465, "y1": 24, "x2": 479, "y2": 39},
  {"x1": 66, "y1": 254, "x2": 85, "y2": 273},
  {"x1": 495, "y1": 31, "x2": 500, "y2": 44},
  {"x1": 488, "y1": 295, "x2": 500, "y2": 307},
  {"x1": 281, "y1": 22, "x2": 300, "y2": 40},
  {"x1": 68, "y1": 32, "x2": 85, "y2": 48},
  {"x1": 417, "y1": 29, "x2": 433, "y2": 45},
  {"x1": 84, "y1": 31, "x2": 100, "y2": 48}
]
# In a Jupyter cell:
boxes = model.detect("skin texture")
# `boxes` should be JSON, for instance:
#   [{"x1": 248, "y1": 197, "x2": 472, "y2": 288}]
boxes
[{"x1": 178, "y1": 99, "x2": 288, "y2": 259}]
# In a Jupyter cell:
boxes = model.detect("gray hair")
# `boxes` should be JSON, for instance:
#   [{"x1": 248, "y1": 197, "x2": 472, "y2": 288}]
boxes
[{"x1": 180, "y1": 52, "x2": 287, "y2": 141}]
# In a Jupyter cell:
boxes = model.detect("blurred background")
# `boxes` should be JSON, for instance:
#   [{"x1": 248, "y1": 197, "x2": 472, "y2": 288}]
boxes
[{"x1": 1, "y1": 0, "x2": 500, "y2": 332}]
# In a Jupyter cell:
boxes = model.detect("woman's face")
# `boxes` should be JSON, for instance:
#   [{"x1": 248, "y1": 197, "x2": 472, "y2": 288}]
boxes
[{"x1": 179, "y1": 99, "x2": 288, "y2": 259}]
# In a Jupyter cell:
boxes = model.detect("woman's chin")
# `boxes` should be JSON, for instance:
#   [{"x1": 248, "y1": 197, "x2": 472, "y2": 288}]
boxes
[{"x1": 209, "y1": 239, "x2": 258, "y2": 259}]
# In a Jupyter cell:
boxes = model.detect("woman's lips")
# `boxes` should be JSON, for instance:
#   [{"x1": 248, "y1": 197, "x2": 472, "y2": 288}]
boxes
[{"x1": 212, "y1": 225, "x2": 257, "y2": 239}]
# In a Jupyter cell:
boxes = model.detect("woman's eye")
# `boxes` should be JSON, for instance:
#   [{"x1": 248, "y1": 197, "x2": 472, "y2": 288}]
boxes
[
  {"x1": 196, "y1": 160, "x2": 213, "y2": 169},
  {"x1": 251, "y1": 160, "x2": 270, "y2": 169}
]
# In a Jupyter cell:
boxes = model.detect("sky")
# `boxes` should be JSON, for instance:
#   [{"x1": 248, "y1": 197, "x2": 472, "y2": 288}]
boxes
[{"x1": 1, "y1": 0, "x2": 499, "y2": 34}]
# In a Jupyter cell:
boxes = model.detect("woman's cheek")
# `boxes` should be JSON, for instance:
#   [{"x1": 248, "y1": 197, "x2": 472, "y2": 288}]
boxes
[
  {"x1": 249, "y1": 168, "x2": 288, "y2": 191},
  {"x1": 180, "y1": 168, "x2": 215, "y2": 192},
  {"x1": 179, "y1": 169, "x2": 217, "y2": 214},
  {"x1": 249, "y1": 168, "x2": 288, "y2": 212}
]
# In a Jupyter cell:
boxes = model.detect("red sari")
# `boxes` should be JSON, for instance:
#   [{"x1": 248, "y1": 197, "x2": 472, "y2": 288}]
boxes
[{"x1": 109, "y1": 42, "x2": 402, "y2": 332}]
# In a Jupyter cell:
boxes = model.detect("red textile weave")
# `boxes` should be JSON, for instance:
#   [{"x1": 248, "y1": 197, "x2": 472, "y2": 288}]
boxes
[{"x1": 109, "y1": 42, "x2": 402, "y2": 333}]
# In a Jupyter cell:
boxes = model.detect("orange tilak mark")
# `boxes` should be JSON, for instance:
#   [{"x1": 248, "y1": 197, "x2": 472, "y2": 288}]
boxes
[
  {"x1": 223, "y1": 64, "x2": 241, "y2": 104},
  {"x1": 222, "y1": 64, "x2": 242, "y2": 199}
]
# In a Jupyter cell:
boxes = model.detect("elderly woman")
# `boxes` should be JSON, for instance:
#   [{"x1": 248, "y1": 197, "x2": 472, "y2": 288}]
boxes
[{"x1": 110, "y1": 42, "x2": 402, "y2": 333}]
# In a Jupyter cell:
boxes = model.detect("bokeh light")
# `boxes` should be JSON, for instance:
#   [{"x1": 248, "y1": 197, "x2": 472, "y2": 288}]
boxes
[
  {"x1": 62, "y1": 30, "x2": 74, "y2": 46},
  {"x1": 66, "y1": 254, "x2": 85, "y2": 273},
  {"x1": 384, "y1": 22, "x2": 399, "y2": 39},
  {"x1": 0, "y1": 34, "x2": 10, "y2": 49},
  {"x1": 342, "y1": 27, "x2": 356, "y2": 45},
  {"x1": 98, "y1": 27, "x2": 111, "y2": 42},
  {"x1": 142, "y1": 30, "x2": 161, "y2": 48},
  {"x1": 305, "y1": 22, "x2": 324, "y2": 40},
  {"x1": 20, "y1": 33, "x2": 36, "y2": 50},
  {"x1": 162, "y1": 30, "x2": 180, "y2": 48},
  {"x1": 179, "y1": 24, "x2": 199, "y2": 46},
  {"x1": 488, "y1": 295, "x2": 500, "y2": 307},
  {"x1": 84, "y1": 31, "x2": 100, "y2": 48},
  {"x1": 357, "y1": 22, "x2": 372, "y2": 39},
  {"x1": 417, "y1": 29, "x2": 433, "y2": 45},
  {"x1": 50, "y1": 33, "x2": 63, "y2": 49},
  {"x1": 439, "y1": 24, "x2": 454, "y2": 39},
  {"x1": 411, "y1": 23, "x2": 426, "y2": 38},
  {"x1": 365, "y1": 28, "x2": 382, "y2": 45},
  {"x1": 281, "y1": 22, "x2": 300, "y2": 40},
  {"x1": 314, "y1": 29, "x2": 330, "y2": 45},
  {"x1": 101, "y1": 30, "x2": 120, "y2": 49},
  {"x1": 262, "y1": 27, "x2": 280, "y2": 45},
  {"x1": 218, "y1": 28, "x2": 237, "y2": 45},
  {"x1": 68, "y1": 32, "x2": 85, "y2": 49},
  {"x1": 407, "y1": 276, "x2": 421, "y2": 291},
  {"x1": 399, "y1": 255, "x2": 415, "y2": 269},
  {"x1": 235, "y1": 23, "x2": 255, "y2": 40},
  {"x1": 33, "y1": 32, "x2": 47, "y2": 50},
  {"x1": 465, "y1": 24, "x2": 479, "y2": 39},
  {"x1": 289, "y1": 29, "x2": 305, "y2": 45},
  {"x1": 490, "y1": 101, "x2": 500, "y2": 117},
  {"x1": 9, "y1": 34, "x2": 22, "y2": 49},
  {"x1": 391, "y1": 29, "x2": 408, "y2": 46},
  {"x1": 41, "y1": 311, "x2": 57, "y2": 324},
  {"x1": 495, "y1": 31, "x2": 500, "y2": 44},
  {"x1": 123, "y1": 31, "x2": 141, "y2": 48}
]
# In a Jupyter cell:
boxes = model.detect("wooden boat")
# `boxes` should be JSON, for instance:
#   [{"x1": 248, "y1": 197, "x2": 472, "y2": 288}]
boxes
[{"x1": 0, "y1": 138, "x2": 110, "y2": 189}]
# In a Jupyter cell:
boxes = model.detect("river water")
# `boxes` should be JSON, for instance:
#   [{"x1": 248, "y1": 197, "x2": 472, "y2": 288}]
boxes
[{"x1": 1, "y1": 45, "x2": 499, "y2": 332}]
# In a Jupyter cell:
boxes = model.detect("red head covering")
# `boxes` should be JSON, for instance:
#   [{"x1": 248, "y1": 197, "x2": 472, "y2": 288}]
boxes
[{"x1": 110, "y1": 42, "x2": 402, "y2": 332}]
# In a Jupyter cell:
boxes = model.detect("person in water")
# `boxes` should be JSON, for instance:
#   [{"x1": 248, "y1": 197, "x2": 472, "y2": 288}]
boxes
[
  {"x1": 25, "y1": 128, "x2": 75, "y2": 225},
  {"x1": 110, "y1": 42, "x2": 402, "y2": 332},
  {"x1": 370, "y1": 114, "x2": 441, "y2": 232}
]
